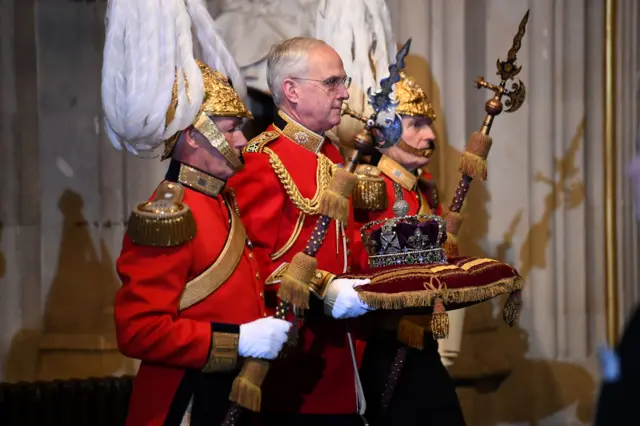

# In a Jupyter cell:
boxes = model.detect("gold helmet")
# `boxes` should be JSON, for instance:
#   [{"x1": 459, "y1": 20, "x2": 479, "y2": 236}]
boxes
[
  {"x1": 395, "y1": 72, "x2": 436, "y2": 121},
  {"x1": 394, "y1": 72, "x2": 437, "y2": 158},
  {"x1": 162, "y1": 61, "x2": 253, "y2": 161}
]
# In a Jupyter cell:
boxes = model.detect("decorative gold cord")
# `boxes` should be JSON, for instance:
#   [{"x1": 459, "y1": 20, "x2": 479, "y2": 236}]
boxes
[{"x1": 264, "y1": 147, "x2": 336, "y2": 215}]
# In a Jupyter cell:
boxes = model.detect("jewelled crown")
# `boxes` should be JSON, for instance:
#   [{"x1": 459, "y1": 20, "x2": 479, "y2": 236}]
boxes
[{"x1": 361, "y1": 214, "x2": 447, "y2": 269}]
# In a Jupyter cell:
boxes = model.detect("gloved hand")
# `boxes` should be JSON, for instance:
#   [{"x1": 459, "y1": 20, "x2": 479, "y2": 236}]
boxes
[
  {"x1": 238, "y1": 317, "x2": 292, "y2": 360},
  {"x1": 323, "y1": 278, "x2": 375, "y2": 319}
]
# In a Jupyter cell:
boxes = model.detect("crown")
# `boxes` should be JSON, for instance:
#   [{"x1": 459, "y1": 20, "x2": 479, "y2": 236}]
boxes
[
  {"x1": 395, "y1": 72, "x2": 437, "y2": 121},
  {"x1": 361, "y1": 214, "x2": 447, "y2": 269}
]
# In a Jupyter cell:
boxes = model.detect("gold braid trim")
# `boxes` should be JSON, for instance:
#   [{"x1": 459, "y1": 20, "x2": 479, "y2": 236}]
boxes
[
  {"x1": 263, "y1": 147, "x2": 336, "y2": 216},
  {"x1": 271, "y1": 212, "x2": 306, "y2": 261},
  {"x1": 202, "y1": 332, "x2": 239, "y2": 373},
  {"x1": 178, "y1": 197, "x2": 246, "y2": 311}
]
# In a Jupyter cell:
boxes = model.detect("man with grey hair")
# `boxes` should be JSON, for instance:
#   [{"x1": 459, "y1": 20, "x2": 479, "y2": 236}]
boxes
[{"x1": 228, "y1": 36, "x2": 373, "y2": 425}]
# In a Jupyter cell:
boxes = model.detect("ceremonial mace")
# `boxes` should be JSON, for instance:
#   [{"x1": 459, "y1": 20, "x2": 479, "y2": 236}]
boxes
[
  {"x1": 379, "y1": 12, "x2": 530, "y2": 416},
  {"x1": 445, "y1": 10, "x2": 528, "y2": 326},
  {"x1": 222, "y1": 40, "x2": 412, "y2": 426}
]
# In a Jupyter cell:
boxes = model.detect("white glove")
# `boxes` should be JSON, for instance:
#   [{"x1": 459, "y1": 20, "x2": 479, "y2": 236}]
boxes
[
  {"x1": 238, "y1": 317, "x2": 292, "y2": 360},
  {"x1": 324, "y1": 278, "x2": 374, "y2": 319}
]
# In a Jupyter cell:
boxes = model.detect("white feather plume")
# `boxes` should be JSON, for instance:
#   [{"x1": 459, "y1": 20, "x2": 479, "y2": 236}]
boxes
[
  {"x1": 101, "y1": 0, "x2": 245, "y2": 157},
  {"x1": 185, "y1": 0, "x2": 248, "y2": 101}
]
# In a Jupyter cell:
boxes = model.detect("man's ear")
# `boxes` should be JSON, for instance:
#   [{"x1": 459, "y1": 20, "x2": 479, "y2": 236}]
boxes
[
  {"x1": 184, "y1": 127, "x2": 200, "y2": 149},
  {"x1": 282, "y1": 78, "x2": 299, "y2": 104}
]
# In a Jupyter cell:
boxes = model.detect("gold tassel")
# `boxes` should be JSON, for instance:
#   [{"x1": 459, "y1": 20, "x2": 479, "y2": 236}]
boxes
[
  {"x1": 503, "y1": 290, "x2": 522, "y2": 327},
  {"x1": 277, "y1": 252, "x2": 316, "y2": 309},
  {"x1": 459, "y1": 132, "x2": 492, "y2": 180},
  {"x1": 444, "y1": 232, "x2": 459, "y2": 257},
  {"x1": 444, "y1": 212, "x2": 461, "y2": 257},
  {"x1": 229, "y1": 358, "x2": 270, "y2": 412},
  {"x1": 459, "y1": 151, "x2": 488, "y2": 180},
  {"x1": 397, "y1": 316, "x2": 428, "y2": 350},
  {"x1": 318, "y1": 169, "x2": 357, "y2": 222},
  {"x1": 430, "y1": 298, "x2": 449, "y2": 339}
]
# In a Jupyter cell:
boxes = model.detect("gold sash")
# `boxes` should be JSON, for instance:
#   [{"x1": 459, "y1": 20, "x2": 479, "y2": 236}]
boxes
[{"x1": 178, "y1": 199, "x2": 246, "y2": 311}]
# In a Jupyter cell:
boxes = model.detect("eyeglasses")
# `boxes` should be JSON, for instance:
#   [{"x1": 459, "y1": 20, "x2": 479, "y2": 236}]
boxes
[{"x1": 291, "y1": 76, "x2": 352, "y2": 92}]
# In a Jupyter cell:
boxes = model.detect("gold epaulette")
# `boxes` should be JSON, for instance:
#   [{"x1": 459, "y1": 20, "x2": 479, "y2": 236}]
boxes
[
  {"x1": 243, "y1": 130, "x2": 279, "y2": 154},
  {"x1": 353, "y1": 164, "x2": 388, "y2": 211},
  {"x1": 126, "y1": 181, "x2": 197, "y2": 247}
]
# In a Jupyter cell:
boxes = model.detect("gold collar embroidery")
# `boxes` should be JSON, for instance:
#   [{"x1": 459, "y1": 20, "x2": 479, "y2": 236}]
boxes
[
  {"x1": 178, "y1": 163, "x2": 226, "y2": 198},
  {"x1": 378, "y1": 155, "x2": 417, "y2": 191},
  {"x1": 274, "y1": 110, "x2": 325, "y2": 154}
]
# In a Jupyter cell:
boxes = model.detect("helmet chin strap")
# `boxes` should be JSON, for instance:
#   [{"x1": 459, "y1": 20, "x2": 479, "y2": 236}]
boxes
[
  {"x1": 397, "y1": 138, "x2": 434, "y2": 158},
  {"x1": 192, "y1": 112, "x2": 244, "y2": 172}
]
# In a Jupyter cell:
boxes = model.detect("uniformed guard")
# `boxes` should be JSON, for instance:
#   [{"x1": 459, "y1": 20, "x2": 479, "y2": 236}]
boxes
[
  {"x1": 101, "y1": 1, "x2": 291, "y2": 425},
  {"x1": 227, "y1": 37, "x2": 374, "y2": 426},
  {"x1": 350, "y1": 72, "x2": 468, "y2": 426}
]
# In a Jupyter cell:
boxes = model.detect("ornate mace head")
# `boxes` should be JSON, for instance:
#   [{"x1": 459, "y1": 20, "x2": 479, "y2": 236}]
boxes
[
  {"x1": 475, "y1": 10, "x2": 529, "y2": 119},
  {"x1": 341, "y1": 38, "x2": 413, "y2": 155}
]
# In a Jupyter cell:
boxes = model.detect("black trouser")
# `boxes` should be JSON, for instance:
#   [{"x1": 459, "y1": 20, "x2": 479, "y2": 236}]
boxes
[
  {"x1": 261, "y1": 413, "x2": 364, "y2": 426},
  {"x1": 595, "y1": 305, "x2": 640, "y2": 425},
  {"x1": 359, "y1": 330, "x2": 467, "y2": 426},
  {"x1": 190, "y1": 372, "x2": 253, "y2": 426}
]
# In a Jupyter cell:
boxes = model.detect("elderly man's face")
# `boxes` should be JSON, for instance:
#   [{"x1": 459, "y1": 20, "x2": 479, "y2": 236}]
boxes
[{"x1": 292, "y1": 44, "x2": 350, "y2": 133}]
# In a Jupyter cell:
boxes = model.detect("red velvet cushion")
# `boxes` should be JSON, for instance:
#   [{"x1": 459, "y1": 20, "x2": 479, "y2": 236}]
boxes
[{"x1": 342, "y1": 256, "x2": 523, "y2": 313}]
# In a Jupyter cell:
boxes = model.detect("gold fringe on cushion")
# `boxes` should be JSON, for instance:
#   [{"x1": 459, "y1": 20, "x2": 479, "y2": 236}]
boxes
[
  {"x1": 503, "y1": 290, "x2": 523, "y2": 327},
  {"x1": 277, "y1": 252, "x2": 317, "y2": 309},
  {"x1": 397, "y1": 317, "x2": 428, "y2": 350},
  {"x1": 355, "y1": 276, "x2": 525, "y2": 311},
  {"x1": 229, "y1": 358, "x2": 270, "y2": 412},
  {"x1": 459, "y1": 132, "x2": 493, "y2": 180},
  {"x1": 430, "y1": 298, "x2": 449, "y2": 339},
  {"x1": 318, "y1": 169, "x2": 357, "y2": 222}
]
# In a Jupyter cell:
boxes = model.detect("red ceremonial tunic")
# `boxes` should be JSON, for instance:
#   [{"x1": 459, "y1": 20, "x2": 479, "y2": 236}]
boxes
[
  {"x1": 227, "y1": 112, "x2": 358, "y2": 415},
  {"x1": 115, "y1": 160, "x2": 266, "y2": 426}
]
